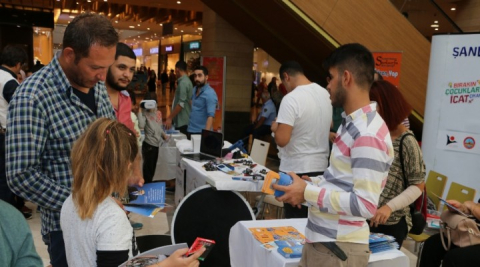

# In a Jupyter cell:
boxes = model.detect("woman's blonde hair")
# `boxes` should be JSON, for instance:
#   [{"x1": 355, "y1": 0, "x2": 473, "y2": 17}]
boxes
[{"x1": 71, "y1": 118, "x2": 138, "y2": 220}]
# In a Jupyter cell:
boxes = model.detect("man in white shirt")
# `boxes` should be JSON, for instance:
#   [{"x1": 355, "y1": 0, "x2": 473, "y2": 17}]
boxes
[{"x1": 271, "y1": 61, "x2": 332, "y2": 218}]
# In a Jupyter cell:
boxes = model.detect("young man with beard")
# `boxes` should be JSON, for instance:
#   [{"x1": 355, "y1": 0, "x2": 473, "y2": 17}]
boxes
[
  {"x1": 105, "y1": 43, "x2": 145, "y2": 229},
  {"x1": 187, "y1": 65, "x2": 218, "y2": 137},
  {"x1": 271, "y1": 61, "x2": 332, "y2": 219},
  {"x1": 273, "y1": 44, "x2": 394, "y2": 267}
]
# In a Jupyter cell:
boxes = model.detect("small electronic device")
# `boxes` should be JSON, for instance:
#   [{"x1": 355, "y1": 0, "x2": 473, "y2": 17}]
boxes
[
  {"x1": 216, "y1": 164, "x2": 234, "y2": 173},
  {"x1": 435, "y1": 194, "x2": 473, "y2": 217},
  {"x1": 140, "y1": 100, "x2": 157, "y2": 109},
  {"x1": 185, "y1": 237, "x2": 215, "y2": 261}
]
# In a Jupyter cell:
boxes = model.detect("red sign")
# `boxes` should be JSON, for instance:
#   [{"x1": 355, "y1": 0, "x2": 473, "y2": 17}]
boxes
[
  {"x1": 372, "y1": 52, "x2": 402, "y2": 87},
  {"x1": 202, "y1": 56, "x2": 225, "y2": 132}
]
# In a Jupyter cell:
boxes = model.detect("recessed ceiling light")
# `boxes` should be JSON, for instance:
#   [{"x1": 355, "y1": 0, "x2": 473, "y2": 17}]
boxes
[
  {"x1": 174, "y1": 28, "x2": 178, "y2": 30},
  {"x1": 160, "y1": 23, "x2": 163, "y2": 26},
  {"x1": 147, "y1": 28, "x2": 150, "y2": 30},
  {"x1": 177, "y1": 1, "x2": 181, "y2": 4},
  {"x1": 181, "y1": 30, "x2": 184, "y2": 32},
  {"x1": 116, "y1": 14, "x2": 120, "y2": 17},
  {"x1": 137, "y1": 24, "x2": 140, "y2": 26},
  {"x1": 431, "y1": 24, "x2": 439, "y2": 28},
  {"x1": 451, "y1": 7, "x2": 456, "y2": 11},
  {"x1": 435, "y1": 28, "x2": 439, "y2": 31},
  {"x1": 115, "y1": 21, "x2": 118, "y2": 23},
  {"x1": 76, "y1": 2, "x2": 79, "y2": 4},
  {"x1": 138, "y1": 36, "x2": 140, "y2": 38},
  {"x1": 69, "y1": 15, "x2": 75, "y2": 18},
  {"x1": 434, "y1": 20, "x2": 438, "y2": 23},
  {"x1": 198, "y1": 27, "x2": 203, "y2": 31},
  {"x1": 129, "y1": 26, "x2": 135, "y2": 28}
]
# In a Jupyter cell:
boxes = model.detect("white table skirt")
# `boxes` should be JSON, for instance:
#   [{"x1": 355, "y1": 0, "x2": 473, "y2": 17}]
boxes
[{"x1": 229, "y1": 219, "x2": 409, "y2": 267}]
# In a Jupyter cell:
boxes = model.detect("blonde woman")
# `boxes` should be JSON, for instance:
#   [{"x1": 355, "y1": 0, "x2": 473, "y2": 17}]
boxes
[{"x1": 60, "y1": 118, "x2": 203, "y2": 267}]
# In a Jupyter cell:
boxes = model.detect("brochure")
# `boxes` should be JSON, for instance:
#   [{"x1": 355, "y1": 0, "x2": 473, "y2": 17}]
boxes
[
  {"x1": 119, "y1": 243, "x2": 188, "y2": 267},
  {"x1": 124, "y1": 182, "x2": 165, "y2": 217},
  {"x1": 249, "y1": 226, "x2": 305, "y2": 258},
  {"x1": 369, "y1": 233, "x2": 399, "y2": 253}
]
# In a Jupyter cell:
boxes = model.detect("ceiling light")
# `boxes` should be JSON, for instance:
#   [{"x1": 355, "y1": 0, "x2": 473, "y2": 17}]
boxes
[
  {"x1": 451, "y1": 7, "x2": 456, "y2": 11},
  {"x1": 147, "y1": 28, "x2": 150, "y2": 30},
  {"x1": 69, "y1": 15, "x2": 75, "y2": 18},
  {"x1": 434, "y1": 20, "x2": 438, "y2": 23},
  {"x1": 138, "y1": 36, "x2": 140, "y2": 38},
  {"x1": 431, "y1": 24, "x2": 439, "y2": 28},
  {"x1": 116, "y1": 14, "x2": 119, "y2": 17},
  {"x1": 115, "y1": 21, "x2": 118, "y2": 23},
  {"x1": 174, "y1": 28, "x2": 178, "y2": 30},
  {"x1": 160, "y1": 23, "x2": 163, "y2": 26},
  {"x1": 134, "y1": 39, "x2": 136, "y2": 41},
  {"x1": 198, "y1": 27, "x2": 203, "y2": 31},
  {"x1": 181, "y1": 30, "x2": 184, "y2": 32},
  {"x1": 76, "y1": 2, "x2": 79, "y2": 4},
  {"x1": 87, "y1": 0, "x2": 91, "y2": 2},
  {"x1": 104, "y1": 0, "x2": 107, "y2": 2},
  {"x1": 137, "y1": 24, "x2": 140, "y2": 26},
  {"x1": 435, "y1": 28, "x2": 439, "y2": 31},
  {"x1": 177, "y1": 1, "x2": 181, "y2": 4},
  {"x1": 129, "y1": 26, "x2": 135, "y2": 28}
]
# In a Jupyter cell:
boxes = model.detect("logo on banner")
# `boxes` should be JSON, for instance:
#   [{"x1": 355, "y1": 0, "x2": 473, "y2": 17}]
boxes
[
  {"x1": 445, "y1": 80, "x2": 480, "y2": 104},
  {"x1": 452, "y1": 46, "x2": 480, "y2": 58},
  {"x1": 464, "y1": 137, "x2": 475, "y2": 149},
  {"x1": 446, "y1": 135, "x2": 457, "y2": 145}
]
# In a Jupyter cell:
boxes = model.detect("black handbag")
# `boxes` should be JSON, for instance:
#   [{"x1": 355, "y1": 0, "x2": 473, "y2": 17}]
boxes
[{"x1": 399, "y1": 133, "x2": 427, "y2": 235}]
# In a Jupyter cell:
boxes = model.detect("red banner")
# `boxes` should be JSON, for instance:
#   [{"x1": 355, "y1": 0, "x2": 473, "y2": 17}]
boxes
[
  {"x1": 202, "y1": 56, "x2": 225, "y2": 132},
  {"x1": 372, "y1": 52, "x2": 402, "y2": 87}
]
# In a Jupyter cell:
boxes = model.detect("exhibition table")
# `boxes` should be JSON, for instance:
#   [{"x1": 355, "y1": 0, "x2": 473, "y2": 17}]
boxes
[{"x1": 229, "y1": 219, "x2": 409, "y2": 267}]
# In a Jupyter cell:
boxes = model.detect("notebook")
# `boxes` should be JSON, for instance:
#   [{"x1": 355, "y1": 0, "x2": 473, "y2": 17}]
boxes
[{"x1": 182, "y1": 129, "x2": 223, "y2": 162}]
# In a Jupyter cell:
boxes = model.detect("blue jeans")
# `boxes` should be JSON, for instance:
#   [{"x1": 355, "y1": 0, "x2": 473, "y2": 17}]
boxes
[{"x1": 43, "y1": 231, "x2": 68, "y2": 267}]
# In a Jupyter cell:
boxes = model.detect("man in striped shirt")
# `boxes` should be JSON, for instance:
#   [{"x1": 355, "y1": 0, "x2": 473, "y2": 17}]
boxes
[{"x1": 274, "y1": 43, "x2": 394, "y2": 267}]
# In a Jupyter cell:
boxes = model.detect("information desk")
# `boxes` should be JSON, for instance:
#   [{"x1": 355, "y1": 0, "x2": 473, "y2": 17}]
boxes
[
  {"x1": 229, "y1": 219, "x2": 409, "y2": 267},
  {"x1": 174, "y1": 157, "x2": 269, "y2": 206}
]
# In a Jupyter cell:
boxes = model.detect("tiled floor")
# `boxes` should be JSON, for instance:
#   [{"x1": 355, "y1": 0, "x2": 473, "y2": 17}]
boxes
[{"x1": 26, "y1": 85, "x2": 420, "y2": 266}]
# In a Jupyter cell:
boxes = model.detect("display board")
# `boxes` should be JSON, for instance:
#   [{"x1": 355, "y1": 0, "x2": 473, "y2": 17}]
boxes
[
  {"x1": 422, "y1": 33, "x2": 480, "y2": 201},
  {"x1": 372, "y1": 51, "x2": 403, "y2": 86},
  {"x1": 201, "y1": 56, "x2": 226, "y2": 132}
]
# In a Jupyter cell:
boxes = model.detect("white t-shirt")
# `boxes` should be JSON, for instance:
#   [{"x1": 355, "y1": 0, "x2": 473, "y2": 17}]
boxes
[
  {"x1": 276, "y1": 83, "x2": 332, "y2": 173},
  {"x1": 61, "y1": 195, "x2": 133, "y2": 267}
]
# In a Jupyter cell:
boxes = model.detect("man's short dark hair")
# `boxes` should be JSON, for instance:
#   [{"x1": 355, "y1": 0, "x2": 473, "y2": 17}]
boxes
[
  {"x1": 194, "y1": 65, "x2": 208, "y2": 76},
  {"x1": 0, "y1": 44, "x2": 28, "y2": 68},
  {"x1": 175, "y1": 61, "x2": 187, "y2": 71},
  {"x1": 323, "y1": 43, "x2": 374, "y2": 88},
  {"x1": 115, "y1": 42, "x2": 135, "y2": 60},
  {"x1": 279, "y1": 61, "x2": 304, "y2": 80},
  {"x1": 63, "y1": 13, "x2": 118, "y2": 63}
]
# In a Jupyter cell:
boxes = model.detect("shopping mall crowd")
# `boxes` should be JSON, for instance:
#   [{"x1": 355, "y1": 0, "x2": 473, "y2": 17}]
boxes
[{"x1": 1, "y1": 12, "x2": 479, "y2": 267}]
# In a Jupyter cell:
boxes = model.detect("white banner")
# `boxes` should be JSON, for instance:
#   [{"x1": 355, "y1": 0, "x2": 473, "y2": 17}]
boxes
[{"x1": 422, "y1": 34, "x2": 480, "y2": 201}]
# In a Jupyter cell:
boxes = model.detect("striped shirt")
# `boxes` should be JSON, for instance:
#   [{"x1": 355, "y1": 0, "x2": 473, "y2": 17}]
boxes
[
  {"x1": 6, "y1": 54, "x2": 115, "y2": 235},
  {"x1": 304, "y1": 102, "x2": 393, "y2": 244}
]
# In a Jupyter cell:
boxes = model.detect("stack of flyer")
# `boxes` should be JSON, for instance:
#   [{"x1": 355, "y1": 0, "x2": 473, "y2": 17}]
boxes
[
  {"x1": 124, "y1": 182, "x2": 166, "y2": 218},
  {"x1": 249, "y1": 226, "x2": 305, "y2": 258},
  {"x1": 369, "y1": 233, "x2": 399, "y2": 253}
]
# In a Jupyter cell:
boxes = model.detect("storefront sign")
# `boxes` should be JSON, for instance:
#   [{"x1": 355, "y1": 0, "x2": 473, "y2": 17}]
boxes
[
  {"x1": 133, "y1": 48, "x2": 142, "y2": 56},
  {"x1": 165, "y1": 45, "x2": 173, "y2": 52},
  {"x1": 150, "y1": 47, "x2": 159, "y2": 54},
  {"x1": 189, "y1": 42, "x2": 200, "y2": 50},
  {"x1": 201, "y1": 56, "x2": 225, "y2": 132},
  {"x1": 372, "y1": 51, "x2": 402, "y2": 86}
]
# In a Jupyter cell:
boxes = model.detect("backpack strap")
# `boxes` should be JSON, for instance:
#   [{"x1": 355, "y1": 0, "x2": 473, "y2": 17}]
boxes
[{"x1": 398, "y1": 132, "x2": 415, "y2": 189}]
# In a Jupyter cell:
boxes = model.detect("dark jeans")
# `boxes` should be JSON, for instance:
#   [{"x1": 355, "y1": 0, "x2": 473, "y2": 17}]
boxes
[
  {"x1": 284, "y1": 171, "x2": 324, "y2": 219},
  {"x1": 0, "y1": 132, "x2": 24, "y2": 210},
  {"x1": 419, "y1": 233, "x2": 480, "y2": 267},
  {"x1": 43, "y1": 231, "x2": 68, "y2": 267},
  {"x1": 243, "y1": 124, "x2": 272, "y2": 143},
  {"x1": 142, "y1": 142, "x2": 159, "y2": 184},
  {"x1": 176, "y1": 125, "x2": 188, "y2": 136},
  {"x1": 369, "y1": 216, "x2": 408, "y2": 248}
]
